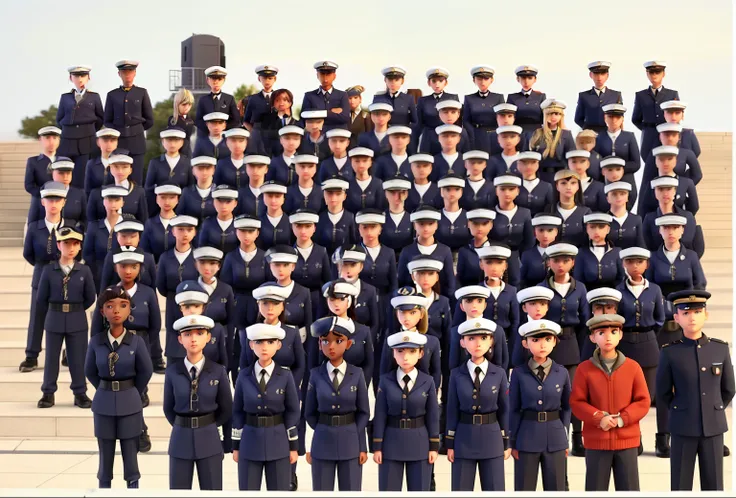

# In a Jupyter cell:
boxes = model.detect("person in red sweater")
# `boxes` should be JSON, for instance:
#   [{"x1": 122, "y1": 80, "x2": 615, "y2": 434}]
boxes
[{"x1": 570, "y1": 314, "x2": 650, "y2": 491}]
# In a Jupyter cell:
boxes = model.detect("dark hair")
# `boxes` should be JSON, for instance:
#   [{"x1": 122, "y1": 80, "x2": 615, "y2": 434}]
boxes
[
  {"x1": 256, "y1": 299, "x2": 286, "y2": 324},
  {"x1": 550, "y1": 176, "x2": 585, "y2": 207},
  {"x1": 97, "y1": 285, "x2": 131, "y2": 309},
  {"x1": 271, "y1": 88, "x2": 293, "y2": 108},
  {"x1": 324, "y1": 292, "x2": 358, "y2": 321}
]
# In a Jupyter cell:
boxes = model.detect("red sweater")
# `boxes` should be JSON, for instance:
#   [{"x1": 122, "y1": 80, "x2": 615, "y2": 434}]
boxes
[{"x1": 570, "y1": 351, "x2": 650, "y2": 450}]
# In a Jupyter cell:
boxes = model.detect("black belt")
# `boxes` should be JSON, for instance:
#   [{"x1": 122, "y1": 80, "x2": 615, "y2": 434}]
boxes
[
  {"x1": 245, "y1": 413, "x2": 284, "y2": 428},
  {"x1": 174, "y1": 412, "x2": 216, "y2": 429},
  {"x1": 318, "y1": 412, "x2": 355, "y2": 426},
  {"x1": 387, "y1": 415, "x2": 425, "y2": 429},
  {"x1": 49, "y1": 303, "x2": 84, "y2": 312},
  {"x1": 98, "y1": 379, "x2": 135, "y2": 392},
  {"x1": 522, "y1": 410, "x2": 560, "y2": 422},
  {"x1": 459, "y1": 412, "x2": 497, "y2": 425},
  {"x1": 623, "y1": 326, "x2": 653, "y2": 333},
  {"x1": 560, "y1": 326, "x2": 576, "y2": 339}
]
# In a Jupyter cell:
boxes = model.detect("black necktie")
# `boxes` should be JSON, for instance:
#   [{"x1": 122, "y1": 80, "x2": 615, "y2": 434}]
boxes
[
  {"x1": 265, "y1": 94, "x2": 271, "y2": 105},
  {"x1": 473, "y1": 366, "x2": 482, "y2": 390},
  {"x1": 333, "y1": 368, "x2": 340, "y2": 390},
  {"x1": 434, "y1": 94, "x2": 440, "y2": 100},
  {"x1": 403, "y1": 374, "x2": 411, "y2": 395},
  {"x1": 213, "y1": 93, "x2": 220, "y2": 101},
  {"x1": 653, "y1": 88, "x2": 659, "y2": 98},
  {"x1": 259, "y1": 370, "x2": 267, "y2": 392},
  {"x1": 190, "y1": 366, "x2": 197, "y2": 380},
  {"x1": 537, "y1": 365, "x2": 546, "y2": 382},
  {"x1": 112, "y1": 340, "x2": 118, "y2": 351}
]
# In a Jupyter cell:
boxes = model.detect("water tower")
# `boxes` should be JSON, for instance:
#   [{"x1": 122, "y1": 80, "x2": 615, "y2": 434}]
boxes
[{"x1": 169, "y1": 34, "x2": 226, "y2": 96}]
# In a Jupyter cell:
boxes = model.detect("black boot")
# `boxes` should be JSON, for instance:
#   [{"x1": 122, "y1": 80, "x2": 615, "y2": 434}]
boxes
[
  {"x1": 19, "y1": 357, "x2": 38, "y2": 373},
  {"x1": 571, "y1": 432, "x2": 585, "y2": 457},
  {"x1": 61, "y1": 349, "x2": 68, "y2": 367},
  {"x1": 141, "y1": 392, "x2": 150, "y2": 408},
  {"x1": 724, "y1": 445, "x2": 731, "y2": 457},
  {"x1": 655, "y1": 433, "x2": 670, "y2": 458},
  {"x1": 152, "y1": 358, "x2": 166, "y2": 375},
  {"x1": 430, "y1": 472, "x2": 436, "y2": 491},
  {"x1": 37, "y1": 393, "x2": 55, "y2": 408},
  {"x1": 74, "y1": 393, "x2": 92, "y2": 409},
  {"x1": 139, "y1": 430, "x2": 152, "y2": 453},
  {"x1": 127, "y1": 480, "x2": 139, "y2": 489},
  {"x1": 290, "y1": 472, "x2": 298, "y2": 491}
]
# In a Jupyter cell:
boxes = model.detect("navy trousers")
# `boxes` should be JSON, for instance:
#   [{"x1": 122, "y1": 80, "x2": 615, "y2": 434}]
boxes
[
  {"x1": 25, "y1": 285, "x2": 45, "y2": 358},
  {"x1": 584, "y1": 448, "x2": 640, "y2": 491},
  {"x1": 169, "y1": 454, "x2": 223, "y2": 490},
  {"x1": 514, "y1": 449, "x2": 566, "y2": 491},
  {"x1": 239, "y1": 456, "x2": 291, "y2": 491},
  {"x1": 311, "y1": 457, "x2": 362, "y2": 491},
  {"x1": 670, "y1": 433, "x2": 724, "y2": 491},
  {"x1": 97, "y1": 437, "x2": 140, "y2": 484},
  {"x1": 379, "y1": 459, "x2": 431, "y2": 491},
  {"x1": 452, "y1": 456, "x2": 505, "y2": 491},
  {"x1": 41, "y1": 330, "x2": 87, "y2": 395}
]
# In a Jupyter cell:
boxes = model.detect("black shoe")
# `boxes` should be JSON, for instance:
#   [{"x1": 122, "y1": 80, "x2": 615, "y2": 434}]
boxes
[
  {"x1": 74, "y1": 393, "x2": 92, "y2": 409},
  {"x1": 37, "y1": 393, "x2": 55, "y2": 408},
  {"x1": 655, "y1": 433, "x2": 670, "y2": 458},
  {"x1": 565, "y1": 476, "x2": 570, "y2": 491},
  {"x1": 571, "y1": 432, "x2": 585, "y2": 457},
  {"x1": 61, "y1": 349, "x2": 68, "y2": 367},
  {"x1": 724, "y1": 445, "x2": 731, "y2": 457},
  {"x1": 127, "y1": 480, "x2": 139, "y2": 489},
  {"x1": 290, "y1": 472, "x2": 298, "y2": 491},
  {"x1": 430, "y1": 472, "x2": 436, "y2": 491},
  {"x1": 19, "y1": 357, "x2": 38, "y2": 373},
  {"x1": 153, "y1": 359, "x2": 166, "y2": 374},
  {"x1": 139, "y1": 430, "x2": 152, "y2": 453},
  {"x1": 141, "y1": 392, "x2": 150, "y2": 408}
]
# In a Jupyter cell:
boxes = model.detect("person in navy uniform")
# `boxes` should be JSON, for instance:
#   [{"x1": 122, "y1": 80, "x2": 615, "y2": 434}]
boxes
[
  {"x1": 317, "y1": 127, "x2": 353, "y2": 183},
  {"x1": 510, "y1": 319, "x2": 570, "y2": 491},
  {"x1": 659, "y1": 100, "x2": 701, "y2": 156},
  {"x1": 98, "y1": 215, "x2": 157, "y2": 292},
  {"x1": 575, "y1": 129, "x2": 603, "y2": 180},
  {"x1": 20, "y1": 182, "x2": 77, "y2": 373},
  {"x1": 358, "y1": 103, "x2": 392, "y2": 156},
  {"x1": 405, "y1": 154, "x2": 442, "y2": 212},
  {"x1": 104, "y1": 60, "x2": 153, "y2": 185},
  {"x1": 197, "y1": 185, "x2": 239, "y2": 253},
  {"x1": 491, "y1": 174, "x2": 534, "y2": 288},
  {"x1": 24, "y1": 126, "x2": 60, "y2": 199},
  {"x1": 421, "y1": 102, "x2": 471, "y2": 159},
  {"x1": 243, "y1": 64, "x2": 279, "y2": 131},
  {"x1": 285, "y1": 155, "x2": 322, "y2": 214},
  {"x1": 566, "y1": 150, "x2": 607, "y2": 213},
  {"x1": 632, "y1": 60, "x2": 680, "y2": 161},
  {"x1": 82, "y1": 185, "x2": 125, "y2": 288},
  {"x1": 372, "y1": 330, "x2": 439, "y2": 491},
  {"x1": 305, "y1": 316, "x2": 370, "y2": 491},
  {"x1": 141, "y1": 183, "x2": 180, "y2": 263},
  {"x1": 192, "y1": 113, "x2": 230, "y2": 159},
  {"x1": 539, "y1": 242, "x2": 591, "y2": 457},
  {"x1": 456, "y1": 209, "x2": 495, "y2": 287},
  {"x1": 638, "y1": 145, "x2": 700, "y2": 216},
  {"x1": 36, "y1": 227, "x2": 95, "y2": 409},
  {"x1": 165, "y1": 314, "x2": 233, "y2": 490},
  {"x1": 347, "y1": 86, "x2": 372, "y2": 146},
  {"x1": 463, "y1": 65, "x2": 505, "y2": 152},
  {"x1": 515, "y1": 151, "x2": 553, "y2": 216},
  {"x1": 595, "y1": 103, "x2": 640, "y2": 193},
  {"x1": 574, "y1": 61, "x2": 623, "y2": 134},
  {"x1": 83, "y1": 127, "x2": 120, "y2": 197},
  {"x1": 486, "y1": 103, "x2": 528, "y2": 156},
  {"x1": 214, "y1": 128, "x2": 250, "y2": 188},
  {"x1": 257, "y1": 181, "x2": 292, "y2": 250},
  {"x1": 290, "y1": 209, "x2": 332, "y2": 319},
  {"x1": 86, "y1": 286, "x2": 153, "y2": 488},
  {"x1": 545, "y1": 169, "x2": 592, "y2": 247},
  {"x1": 446, "y1": 319, "x2": 510, "y2": 491},
  {"x1": 529, "y1": 99, "x2": 577, "y2": 184},
  {"x1": 510, "y1": 286, "x2": 554, "y2": 368},
  {"x1": 239, "y1": 155, "x2": 270, "y2": 215},
  {"x1": 28, "y1": 157, "x2": 87, "y2": 230},
  {"x1": 87, "y1": 148, "x2": 148, "y2": 222},
  {"x1": 436, "y1": 173, "x2": 471, "y2": 255},
  {"x1": 397, "y1": 206, "x2": 455, "y2": 302},
  {"x1": 642, "y1": 178, "x2": 702, "y2": 257},
  {"x1": 519, "y1": 214, "x2": 561, "y2": 288},
  {"x1": 415, "y1": 67, "x2": 458, "y2": 148},
  {"x1": 460, "y1": 151, "x2": 497, "y2": 211},
  {"x1": 574, "y1": 213, "x2": 624, "y2": 290},
  {"x1": 380, "y1": 175, "x2": 414, "y2": 258},
  {"x1": 157, "y1": 215, "x2": 199, "y2": 363},
  {"x1": 654, "y1": 126, "x2": 703, "y2": 185},
  {"x1": 302, "y1": 61, "x2": 350, "y2": 131},
  {"x1": 316, "y1": 177, "x2": 357, "y2": 255},
  {"x1": 374, "y1": 66, "x2": 417, "y2": 129},
  {"x1": 656, "y1": 290, "x2": 735, "y2": 491},
  {"x1": 506, "y1": 65, "x2": 546, "y2": 133},
  {"x1": 144, "y1": 127, "x2": 191, "y2": 216},
  {"x1": 606, "y1": 182, "x2": 645, "y2": 249},
  {"x1": 169, "y1": 89, "x2": 194, "y2": 157},
  {"x1": 487, "y1": 125, "x2": 523, "y2": 178},
  {"x1": 232, "y1": 322, "x2": 300, "y2": 490},
  {"x1": 194, "y1": 66, "x2": 240, "y2": 136},
  {"x1": 345, "y1": 147, "x2": 384, "y2": 213},
  {"x1": 259, "y1": 87, "x2": 298, "y2": 156},
  {"x1": 599, "y1": 155, "x2": 638, "y2": 211},
  {"x1": 57, "y1": 65, "x2": 104, "y2": 188},
  {"x1": 300, "y1": 111, "x2": 332, "y2": 162},
  {"x1": 192, "y1": 246, "x2": 235, "y2": 360}
]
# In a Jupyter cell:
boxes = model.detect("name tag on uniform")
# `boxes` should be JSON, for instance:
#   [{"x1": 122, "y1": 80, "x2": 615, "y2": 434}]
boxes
[
  {"x1": 276, "y1": 388, "x2": 285, "y2": 395},
  {"x1": 210, "y1": 379, "x2": 219, "y2": 386},
  {"x1": 350, "y1": 385, "x2": 358, "y2": 392},
  {"x1": 712, "y1": 363, "x2": 723, "y2": 375}
]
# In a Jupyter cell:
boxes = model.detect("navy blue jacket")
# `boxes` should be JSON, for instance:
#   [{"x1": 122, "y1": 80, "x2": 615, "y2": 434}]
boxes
[
  {"x1": 85, "y1": 330, "x2": 152, "y2": 420},
  {"x1": 573, "y1": 244, "x2": 625, "y2": 291},
  {"x1": 632, "y1": 87, "x2": 680, "y2": 130},
  {"x1": 540, "y1": 276, "x2": 591, "y2": 366},
  {"x1": 24, "y1": 154, "x2": 53, "y2": 197},
  {"x1": 316, "y1": 156, "x2": 352, "y2": 184},
  {"x1": 352, "y1": 281, "x2": 381, "y2": 348},
  {"x1": 374, "y1": 154, "x2": 412, "y2": 182},
  {"x1": 82, "y1": 219, "x2": 116, "y2": 286},
  {"x1": 192, "y1": 135, "x2": 230, "y2": 160},
  {"x1": 157, "y1": 249, "x2": 198, "y2": 358},
  {"x1": 195, "y1": 92, "x2": 241, "y2": 135},
  {"x1": 357, "y1": 131, "x2": 391, "y2": 157},
  {"x1": 379, "y1": 331, "x2": 442, "y2": 390},
  {"x1": 257, "y1": 212, "x2": 293, "y2": 250},
  {"x1": 509, "y1": 360, "x2": 571, "y2": 453},
  {"x1": 232, "y1": 363, "x2": 300, "y2": 457},
  {"x1": 372, "y1": 370, "x2": 440, "y2": 459},
  {"x1": 528, "y1": 130, "x2": 577, "y2": 179},
  {"x1": 202, "y1": 280, "x2": 236, "y2": 362},
  {"x1": 220, "y1": 248, "x2": 272, "y2": 329},
  {"x1": 595, "y1": 130, "x2": 641, "y2": 175},
  {"x1": 379, "y1": 210, "x2": 414, "y2": 255},
  {"x1": 99, "y1": 248, "x2": 157, "y2": 290},
  {"x1": 415, "y1": 92, "x2": 460, "y2": 132},
  {"x1": 299, "y1": 135, "x2": 331, "y2": 163},
  {"x1": 506, "y1": 90, "x2": 546, "y2": 132},
  {"x1": 546, "y1": 204, "x2": 592, "y2": 248},
  {"x1": 240, "y1": 324, "x2": 305, "y2": 389},
  {"x1": 436, "y1": 210, "x2": 471, "y2": 251},
  {"x1": 616, "y1": 280, "x2": 665, "y2": 331},
  {"x1": 83, "y1": 157, "x2": 112, "y2": 198},
  {"x1": 301, "y1": 88, "x2": 350, "y2": 130},
  {"x1": 460, "y1": 178, "x2": 496, "y2": 211},
  {"x1": 104, "y1": 86, "x2": 153, "y2": 148},
  {"x1": 455, "y1": 241, "x2": 486, "y2": 287},
  {"x1": 397, "y1": 241, "x2": 455, "y2": 301},
  {"x1": 581, "y1": 178, "x2": 608, "y2": 213},
  {"x1": 405, "y1": 182, "x2": 442, "y2": 213},
  {"x1": 487, "y1": 154, "x2": 515, "y2": 179},
  {"x1": 293, "y1": 243, "x2": 332, "y2": 315},
  {"x1": 574, "y1": 88, "x2": 623, "y2": 130},
  {"x1": 448, "y1": 323, "x2": 508, "y2": 372},
  {"x1": 214, "y1": 157, "x2": 252, "y2": 190},
  {"x1": 285, "y1": 183, "x2": 323, "y2": 215},
  {"x1": 639, "y1": 167, "x2": 700, "y2": 215},
  {"x1": 642, "y1": 206, "x2": 699, "y2": 254},
  {"x1": 609, "y1": 212, "x2": 646, "y2": 249},
  {"x1": 198, "y1": 217, "x2": 238, "y2": 253},
  {"x1": 23, "y1": 218, "x2": 77, "y2": 286},
  {"x1": 163, "y1": 358, "x2": 233, "y2": 459},
  {"x1": 445, "y1": 363, "x2": 509, "y2": 459},
  {"x1": 359, "y1": 244, "x2": 398, "y2": 299},
  {"x1": 308, "y1": 320, "x2": 374, "y2": 389},
  {"x1": 463, "y1": 91, "x2": 505, "y2": 133},
  {"x1": 656, "y1": 334, "x2": 734, "y2": 437},
  {"x1": 315, "y1": 210, "x2": 357, "y2": 256},
  {"x1": 520, "y1": 246, "x2": 547, "y2": 289},
  {"x1": 56, "y1": 90, "x2": 104, "y2": 139},
  {"x1": 178, "y1": 185, "x2": 216, "y2": 223},
  {"x1": 28, "y1": 186, "x2": 87, "y2": 230},
  {"x1": 645, "y1": 246, "x2": 706, "y2": 318},
  {"x1": 37, "y1": 261, "x2": 96, "y2": 333},
  {"x1": 144, "y1": 155, "x2": 192, "y2": 214},
  {"x1": 141, "y1": 216, "x2": 176, "y2": 263},
  {"x1": 87, "y1": 184, "x2": 147, "y2": 223},
  {"x1": 304, "y1": 363, "x2": 370, "y2": 459},
  {"x1": 373, "y1": 91, "x2": 417, "y2": 127},
  {"x1": 89, "y1": 284, "x2": 161, "y2": 342},
  {"x1": 451, "y1": 283, "x2": 520, "y2": 346},
  {"x1": 265, "y1": 155, "x2": 297, "y2": 186},
  {"x1": 243, "y1": 92, "x2": 271, "y2": 127},
  {"x1": 345, "y1": 176, "x2": 386, "y2": 213},
  {"x1": 517, "y1": 179, "x2": 554, "y2": 216}
]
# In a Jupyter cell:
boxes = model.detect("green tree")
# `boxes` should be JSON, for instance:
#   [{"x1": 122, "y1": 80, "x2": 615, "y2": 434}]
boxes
[
  {"x1": 18, "y1": 105, "x2": 58, "y2": 139},
  {"x1": 143, "y1": 97, "x2": 174, "y2": 167},
  {"x1": 233, "y1": 83, "x2": 259, "y2": 103}
]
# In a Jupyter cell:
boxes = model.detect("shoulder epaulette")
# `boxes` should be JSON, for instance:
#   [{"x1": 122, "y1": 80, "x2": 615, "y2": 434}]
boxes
[
  {"x1": 662, "y1": 339, "x2": 683, "y2": 348},
  {"x1": 710, "y1": 337, "x2": 729, "y2": 345}
]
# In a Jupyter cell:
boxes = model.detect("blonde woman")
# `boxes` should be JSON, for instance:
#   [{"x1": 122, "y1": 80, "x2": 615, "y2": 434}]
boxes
[
  {"x1": 168, "y1": 89, "x2": 195, "y2": 157},
  {"x1": 528, "y1": 99, "x2": 576, "y2": 184}
]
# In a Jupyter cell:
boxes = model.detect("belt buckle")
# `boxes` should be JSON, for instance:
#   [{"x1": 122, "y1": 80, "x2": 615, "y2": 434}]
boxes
[
  {"x1": 331, "y1": 415, "x2": 341, "y2": 426},
  {"x1": 399, "y1": 418, "x2": 410, "y2": 429},
  {"x1": 111, "y1": 381, "x2": 120, "y2": 392},
  {"x1": 538, "y1": 412, "x2": 548, "y2": 423},
  {"x1": 191, "y1": 417, "x2": 199, "y2": 429},
  {"x1": 472, "y1": 414, "x2": 484, "y2": 425},
  {"x1": 257, "y1": 416, "x2": 269, "y2": 428},
  {"x1": 62, "y1": 303, "x2": 70, "y2": 313}
]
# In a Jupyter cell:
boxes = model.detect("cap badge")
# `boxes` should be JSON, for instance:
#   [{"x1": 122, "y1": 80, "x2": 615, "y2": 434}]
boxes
[
  {"x1": 399, "y1": 287, "x2": 411, "y2": 296},
  {"x1": 475, "y1": 322, "x2": 481, "y2": 327},
  {"x1": 189, "y1": 317, "x2": 197, "y2": 325},
  {"x1": 403, "y1": 335, "x2": 410, "y2": 342}
]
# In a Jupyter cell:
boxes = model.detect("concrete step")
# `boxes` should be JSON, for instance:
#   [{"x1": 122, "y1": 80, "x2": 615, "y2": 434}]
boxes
[
  {"x1": 0, "y1": 367, "x2": 165, "y2": 403},
  {"x1": 0, "y1": 237, "x2": 24, "y2": 247},
  {"x1": 0, "y1": 402, "x2": 171, "y2": 438},
  {"x1": 0, "y1": 341, "x2": 45, "y2": 367}
]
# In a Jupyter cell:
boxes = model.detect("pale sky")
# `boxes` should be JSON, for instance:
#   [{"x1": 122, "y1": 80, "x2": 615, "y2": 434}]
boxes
[{"x1": 0, "y1": 0, "x2": 731, "y2": 139}]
